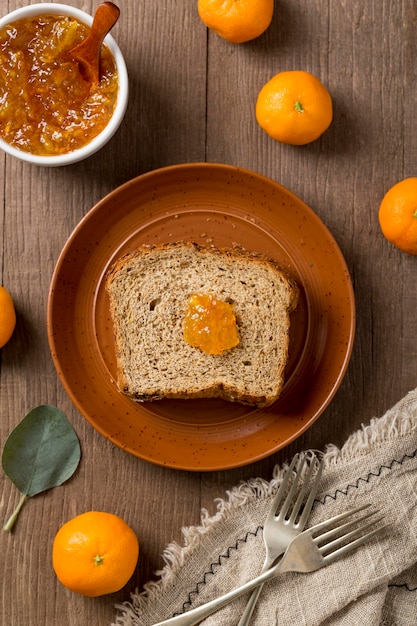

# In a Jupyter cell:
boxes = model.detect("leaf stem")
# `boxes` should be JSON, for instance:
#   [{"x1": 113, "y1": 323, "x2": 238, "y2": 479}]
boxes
[{"x1": 3, "y1": 493, "x2": 28, "y2": 532}]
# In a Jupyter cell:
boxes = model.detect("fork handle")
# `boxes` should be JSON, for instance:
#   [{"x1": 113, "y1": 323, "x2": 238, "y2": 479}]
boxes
[
  {"x1": 236, "y1": 580, "x2": 265, "y2": 626},
  {"x1": 151, "y1": 563, "x2": 282, "y2": 626}
]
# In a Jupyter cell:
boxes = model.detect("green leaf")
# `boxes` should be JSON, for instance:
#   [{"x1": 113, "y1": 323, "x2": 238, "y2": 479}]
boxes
[{"x1": 2, "y1": 405, "x2": 81, "y2": 531}]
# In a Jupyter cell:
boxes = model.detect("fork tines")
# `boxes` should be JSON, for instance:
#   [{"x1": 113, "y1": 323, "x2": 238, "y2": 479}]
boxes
[
  {"x1": 311, "y1": 504, "x2": 387, "y2": 564},
  {"x1": 271, "y1": 452, "x2": 323, "y2": 522}
]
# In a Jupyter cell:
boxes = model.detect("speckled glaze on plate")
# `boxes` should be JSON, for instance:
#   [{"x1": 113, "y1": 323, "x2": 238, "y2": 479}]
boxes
[{"x1": 47, "y1": 163, "x2": 355, "y2": 471}]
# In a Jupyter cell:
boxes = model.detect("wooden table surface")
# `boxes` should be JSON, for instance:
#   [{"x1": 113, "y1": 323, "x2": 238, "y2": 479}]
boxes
[{"x1": 1, "y1": 1, "x2": 416, "y2": 624}]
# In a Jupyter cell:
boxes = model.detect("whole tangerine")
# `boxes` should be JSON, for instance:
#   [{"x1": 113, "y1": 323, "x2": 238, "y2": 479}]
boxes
[
  {"x1": 52, "y1": 511, "x2": 139, "y2": 597},
  {"x1": 256, "y1": 70, "x2": 333, "y2": 145},
  {"x1": 197, "y1": 0, "x2": 274, "y2": 44},
  {"x1": 0, "y1": 285, "x2": 16, "y2": 348},
  {"x1": 378, "y1": 177, "x2": 417, "y2": 255}
]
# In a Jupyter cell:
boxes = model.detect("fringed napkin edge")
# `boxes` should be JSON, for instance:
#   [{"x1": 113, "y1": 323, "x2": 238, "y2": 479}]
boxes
[{"x1": 112, "y1": 388, "x2": 417, "y2": 625}]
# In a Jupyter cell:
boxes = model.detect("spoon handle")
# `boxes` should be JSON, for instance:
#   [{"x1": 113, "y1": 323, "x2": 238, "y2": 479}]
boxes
[
  {"x1": 84, "y1": 2, "x2": 120, "y2": 52},
  {"x1": 70, "y1": 2, "x2": 120, "y2": 81}
]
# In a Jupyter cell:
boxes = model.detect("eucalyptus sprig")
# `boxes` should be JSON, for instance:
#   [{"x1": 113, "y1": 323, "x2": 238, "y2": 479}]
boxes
[{"x1": 2, "y1": 405, "x2": 81, "y2": 532}]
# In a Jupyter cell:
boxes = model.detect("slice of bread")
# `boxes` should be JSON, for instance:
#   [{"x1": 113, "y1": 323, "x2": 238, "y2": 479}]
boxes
[{"x1": 105, "y1": 242, "x2": 299, "y2": 408}]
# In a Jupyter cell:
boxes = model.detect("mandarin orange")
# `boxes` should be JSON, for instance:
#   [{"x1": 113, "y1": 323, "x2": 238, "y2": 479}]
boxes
[
  {"x1": 197, "y1": 0, "x2": 274, "y2": 44},
  {"x1": 52, "y1": 511, "x2": 139, "y2": 597},
  {"x1": 0, "y1": 285, "x2": 16, "y2": 348},
  {"x1": 378, "y1": 178, "x2": 417, "y2": 255},
  {"x1": 256, "y1": 70, "x2": 333, "y2": 145}
]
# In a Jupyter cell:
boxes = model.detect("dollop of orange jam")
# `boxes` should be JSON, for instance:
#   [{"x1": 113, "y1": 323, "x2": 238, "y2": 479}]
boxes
[
  {"x1": 183, "y1": 294, "x2": 240, "y2": 355},
  {"x1": 0, "y1": 15, "x2": 118, "y2": 156}
]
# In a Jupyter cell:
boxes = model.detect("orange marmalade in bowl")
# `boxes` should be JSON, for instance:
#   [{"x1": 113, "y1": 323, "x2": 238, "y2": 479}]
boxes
[{"x1": 0, "y1": 14, "x2": 118, "y2": 156}]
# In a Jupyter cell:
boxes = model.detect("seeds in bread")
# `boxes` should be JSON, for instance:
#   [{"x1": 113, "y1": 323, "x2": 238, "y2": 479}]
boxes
[{"x1": 105, "y1": 242, "x2": 299, "y2": 407}]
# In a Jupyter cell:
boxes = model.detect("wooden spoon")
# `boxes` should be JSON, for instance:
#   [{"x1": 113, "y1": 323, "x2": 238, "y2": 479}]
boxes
[{"x1": 70, "y1": 2, "x2": 120, "y2": 83}]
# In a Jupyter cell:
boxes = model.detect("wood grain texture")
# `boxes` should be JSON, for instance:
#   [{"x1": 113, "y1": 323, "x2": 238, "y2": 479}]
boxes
[{"x1": 1, "y1": 1, "x2": 416, "y2": 624}]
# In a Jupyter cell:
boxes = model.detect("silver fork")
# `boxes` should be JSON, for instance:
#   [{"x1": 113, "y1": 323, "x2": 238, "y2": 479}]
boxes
[
  {"x1": 238, "y1": 451, "x2": 323, "y2": 625},
  {"x1": 151, "y1": 504, "x2": 386, "y2": 626}
]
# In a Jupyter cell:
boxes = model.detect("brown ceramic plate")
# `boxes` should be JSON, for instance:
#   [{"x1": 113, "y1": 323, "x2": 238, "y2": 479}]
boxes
[{"x1": 47, "y1": 163, "x2": 355, "y2": 471}]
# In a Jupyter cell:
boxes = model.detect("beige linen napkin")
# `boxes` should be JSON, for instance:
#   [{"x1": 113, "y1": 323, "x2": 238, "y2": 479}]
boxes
[{"x1": 113, "y1": 389, "x2": 417, "y2": 626}]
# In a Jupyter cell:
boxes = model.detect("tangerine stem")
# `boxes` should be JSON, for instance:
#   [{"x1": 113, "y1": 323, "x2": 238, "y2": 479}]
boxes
[
  {"x1": 93, "y1": 554, "x2": 104, "y2": 565},
  {"x1": 294, "y1": 101, "x2": 304, "y2": 113}
]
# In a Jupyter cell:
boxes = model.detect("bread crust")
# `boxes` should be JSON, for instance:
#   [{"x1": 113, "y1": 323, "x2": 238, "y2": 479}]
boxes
[{"x1": 105, "y1": 241, "x2": 299, "y2": 408}]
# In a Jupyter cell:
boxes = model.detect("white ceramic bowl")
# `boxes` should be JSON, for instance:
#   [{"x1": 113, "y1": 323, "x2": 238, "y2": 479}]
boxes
[{"x1": 0, "y1": 3, "x2": 129, "y2": 166}]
